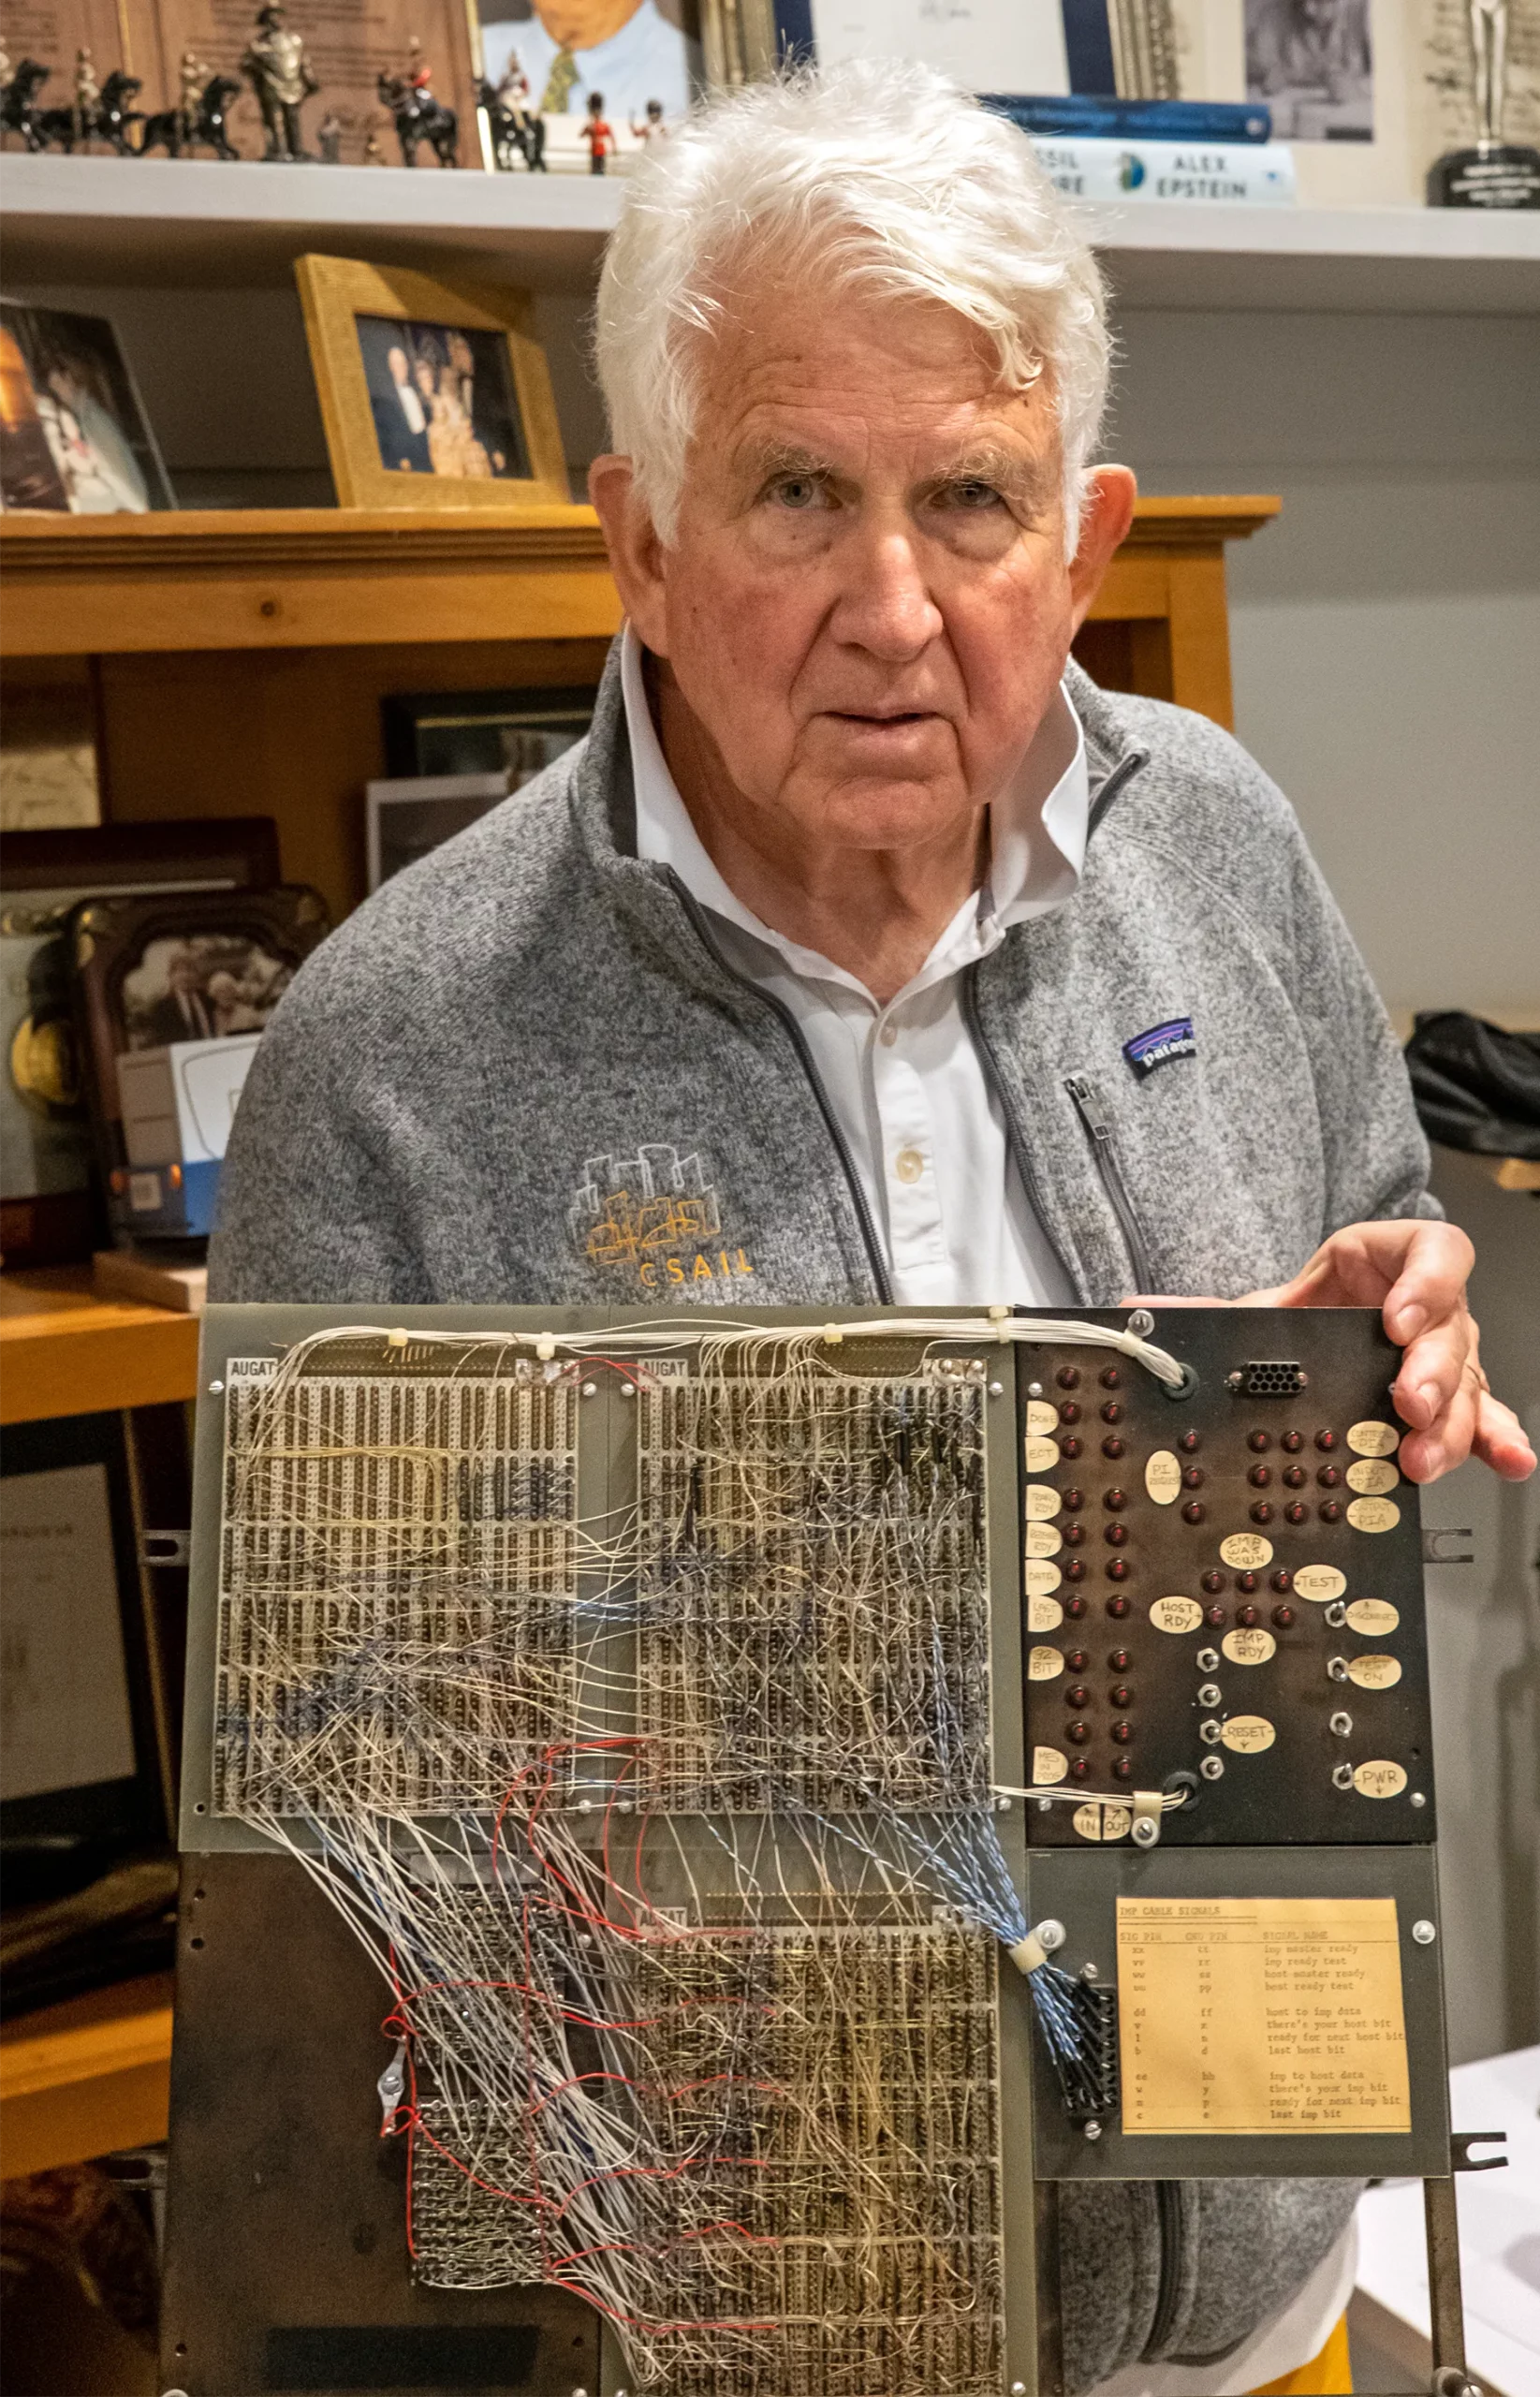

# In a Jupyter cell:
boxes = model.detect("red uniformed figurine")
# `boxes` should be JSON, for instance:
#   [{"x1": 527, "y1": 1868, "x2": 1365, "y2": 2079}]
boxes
[{"x1": 581, "y1": 88, "x2": 615, "y2": 174}]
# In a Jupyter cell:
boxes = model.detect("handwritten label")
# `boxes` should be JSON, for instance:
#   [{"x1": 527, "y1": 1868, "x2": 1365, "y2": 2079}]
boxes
[
  {"x1": 1075, "y1": 1801, "x2": 1131, "y2": 1843},
  {"x1": 1117, "y1": 1896, "x2": 1411, "y2": 2134},
  {"x1": 1151, "y1": 1595, "x2": 1203, "y2": 1635},
  {"x1": 1024, "y1": 1436, "x2": 1060, "y2": 1475},
  {"x1": 1345, "y1": 1599, "x2": 1399, "y2": 1637},
  {"x1": 1026, "y1": 1400, "x2": 1060, "y2": 1435},
  {"x1": 1220, "y1": 1713, "x2": 1276, "y2": 1754},
  {"x1": 1025, "y1": 1522, "x2": 1063, "y2": 1559},
  {"x1": 1145, "y1": 1449, "x2": 1181, "y2": 1506},
  {"x1": 1028, "y1": 1644, "x2": 1065, "y2": 1682},
  {"x1": 1347, "y1": 1458, "x2": 1400, "y2": 1495},
  {"x1": 1348, "y1": 1497, "x2": 1401, "y2": 1535},
  {"x1": 1220, "y1": 1533, "x2": 1273, "y2": 1570},
  {"x1": 1294, "y1": 1565, "x2": 1347, "y2": 1604},
  {"x1": 1032, "y1": 1745, "x2": 1068, "y2": 1786},
  {"x1": 1347, "y1": 1654, "x2": 1402, "y2": 1691},
  {"x1": 1025, "y1": 1483, "x2": 1062, "y2": 1522},
  {"x1": 1023, "y1": 1560, "x2": 1063, "y2": 1598},
  {"x1": 1223, "y1": 1627, "x2": 1276, "y2": 1666},
  {"x1": 1353, "y1": 1760, "x2": 1408, "y2": 1801},
  {"x1": 1027, "y1": 1592, "x2": 1064, "y2": 1634},
  {"x1": 1347, "y1": 1420, "x2": 1401, "y2": 1458}
]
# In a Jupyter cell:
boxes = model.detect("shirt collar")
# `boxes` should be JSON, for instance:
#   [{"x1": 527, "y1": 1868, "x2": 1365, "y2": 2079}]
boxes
[{"x1": 623, "y1": 622, "x2": 1089, "y2": 993}]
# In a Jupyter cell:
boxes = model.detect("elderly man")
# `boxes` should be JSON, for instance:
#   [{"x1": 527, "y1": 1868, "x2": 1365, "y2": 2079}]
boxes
[{"x1": 213, "y1": 59, "x2": 1532, "y2": 2396}]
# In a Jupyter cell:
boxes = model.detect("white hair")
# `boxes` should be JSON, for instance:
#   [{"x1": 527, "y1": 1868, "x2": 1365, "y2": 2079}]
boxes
[{"x1": 593, "y1": 58, "x2": 1110, "y2": 553}]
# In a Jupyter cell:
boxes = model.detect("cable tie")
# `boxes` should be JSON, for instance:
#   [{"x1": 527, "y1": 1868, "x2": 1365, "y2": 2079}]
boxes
[
  {"x1": 535, "y1": 1333, "x2": 557, "y2": 1361},
  {"x1": 1008, "y1": 1933, "x2": 1048, "y2": 1977},
  {"x1": 821, "y1": 1325, "x2": 843, "y2": 1345},
  {"x1": 386, "y1": 1328, "x2": 408, "y2": 1349}
]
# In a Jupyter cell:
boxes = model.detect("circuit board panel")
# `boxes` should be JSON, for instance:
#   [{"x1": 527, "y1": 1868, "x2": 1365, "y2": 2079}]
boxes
[{"x1": 1015, "y1": 1309, "x2": 1433, "y2": 1846}]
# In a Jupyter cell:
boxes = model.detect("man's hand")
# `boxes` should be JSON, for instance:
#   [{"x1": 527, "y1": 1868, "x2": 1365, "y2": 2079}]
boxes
[{"x1": 1129, "y1": 1220, "x2": 1535, "y2": 1487}]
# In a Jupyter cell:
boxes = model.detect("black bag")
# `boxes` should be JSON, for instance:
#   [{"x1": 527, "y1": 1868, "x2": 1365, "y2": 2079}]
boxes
[{"x1": 1404, "y1": 1011, "x2": 1540, "y2": 1161}]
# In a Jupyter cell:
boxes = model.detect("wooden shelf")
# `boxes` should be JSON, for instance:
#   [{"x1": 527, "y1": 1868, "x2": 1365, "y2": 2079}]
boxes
[
  {"x1": 1481, "y1": 1155, "x2": 1540, "y2": 1193},
  {"x1": 1, "y1": 1266, "x2": 200, "y2": 1426},
  {"x1": 0, "y1": 1972, "x2": 173, "y2": 2179},
  {"x1": 4, "y1": 154, "x2": 1537, "y2": 313}
]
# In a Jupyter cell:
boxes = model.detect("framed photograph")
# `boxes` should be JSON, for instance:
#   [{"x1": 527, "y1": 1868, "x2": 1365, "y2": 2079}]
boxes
[
  {"x1": 0, "y1": 303, "x2": 174, "y2": 516},
  {"x1": 295, "y1": 255, "x2": 568, "y2": 510},
  {"x1": 380, "y1": 680, "x2": 598, "y2": 776},
  {"x1": 1244, "y1": 0, "x2": 1373, "y2": 140},
  {"x1": 365, "y1": 772, "x2": 510, "y2": 891},
  {"x1": 67, "y1": 882, "x2": 329, "y2": 1245},
  {"x1": 0, "y1": 818, "x2": 281, "y2": 1269}
]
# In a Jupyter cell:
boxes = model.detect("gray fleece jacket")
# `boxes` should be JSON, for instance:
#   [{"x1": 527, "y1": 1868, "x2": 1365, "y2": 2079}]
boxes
[{"x1": 213, "y1": 641, "x2": 1426, "y2": 2384}]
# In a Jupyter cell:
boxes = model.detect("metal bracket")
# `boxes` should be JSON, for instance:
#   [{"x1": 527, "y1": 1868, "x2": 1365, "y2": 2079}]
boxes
[
  {"x1": 1451, "y1": 2129, "x2": 1506, "y2": 2171},
  {"x1": 1422, "y1": 1528, "x2": 1474, "y2": 1566},
  {"x1": 141, "y1": 1528, "x2": 191, "y2": 1567}
]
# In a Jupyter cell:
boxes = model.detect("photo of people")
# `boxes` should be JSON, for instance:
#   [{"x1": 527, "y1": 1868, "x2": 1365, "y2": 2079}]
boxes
[
  {"x1": 0, "y1": 304, "x2": 173, "y2": 515},
  {"x1": 477, "y1": 0, "x2": 695, "y2": 130},
  {"x1": 122, "y1": 937, "x2": 294, "y2": 1051},
  {"x1": 357, "y1": 314, "x2": 533, "y2": 480},
  {"x1": 1245, "y1": 0, "x2": 1374, "y2": 141}
]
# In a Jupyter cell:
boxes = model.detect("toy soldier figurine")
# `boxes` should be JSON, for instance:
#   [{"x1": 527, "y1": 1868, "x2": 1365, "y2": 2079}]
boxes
[
  {"x1": 316, "y1": 105, "x2": 342, "y2": 160},
  {"x1": 362, "y1": 112, "x2": 384, "y2": 162},
  {"x1": 580, "y1": 86, "x2": 614, "y2": 173},
  {"x1": 406, "y1": 34, "x2": 432, "y2": 94},
  {"x1": 178, "y1": 47, "x2": 212, "y2": 146},
  {"x1": 73, "y1": 46, "x2": 100, "y2": 146},
  {"x1": 242, "y1": 3, "x2": 318, "y2": 161}
]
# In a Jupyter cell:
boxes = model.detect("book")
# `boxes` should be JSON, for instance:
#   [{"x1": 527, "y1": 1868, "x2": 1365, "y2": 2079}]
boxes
[
  {"x1": 985, "y1": 96, "x2": 1273, "y2": 145},
  {"x1": 1030, "y1": 137, "x2": 1298, "y2": 205}
]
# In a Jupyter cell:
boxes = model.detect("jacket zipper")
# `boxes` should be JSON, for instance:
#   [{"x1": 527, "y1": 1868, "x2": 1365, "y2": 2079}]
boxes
[
  {"x1": 1141, "y1": 2182, "x2": 1186, "y2": 2360},
  {"x1": 960, "y1": 964, "x2": 1081, "y2": 1299},
  {"x1": 664, "y1": 871, "x2": 894, "y2": 1301},
  {"x1": 1063, "y1": 1071, "x2": 1155, "y2": 1292},
  {"x1": 1085, "y1": 744, "x2": 1150, "y2": 842}
]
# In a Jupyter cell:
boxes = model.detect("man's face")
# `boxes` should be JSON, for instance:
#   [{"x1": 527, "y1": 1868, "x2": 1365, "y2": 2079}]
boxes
[
  {"x1": 533, "y1": 0, "x2": 639, "y2": 51},
  {"x1": 623, "y1": 282, "x2": 1082, "y2": 858},
  {"x1": 388, "y1": 346, "x2": 409, "y2": 387}
]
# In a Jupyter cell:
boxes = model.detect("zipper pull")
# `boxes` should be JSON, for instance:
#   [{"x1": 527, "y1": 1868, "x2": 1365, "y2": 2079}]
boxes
[{"x1": 1064, "y1": 1072, "x2": 1112, "y2": 1142}]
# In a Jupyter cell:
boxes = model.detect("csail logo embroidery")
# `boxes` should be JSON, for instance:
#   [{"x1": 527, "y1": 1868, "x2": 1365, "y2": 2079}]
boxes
[
  {"x1": 1123, "y1": 1017, "x2": 1196, "y2": 1078},
  {"x1": 569, "y1": 1144, "x2": 755, "y2": 1288}
]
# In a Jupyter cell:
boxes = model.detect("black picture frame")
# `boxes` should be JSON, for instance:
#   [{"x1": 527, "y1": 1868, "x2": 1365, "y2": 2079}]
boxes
[{"x1": 380, "y1": 683, "x2": 598, "y2": 779}]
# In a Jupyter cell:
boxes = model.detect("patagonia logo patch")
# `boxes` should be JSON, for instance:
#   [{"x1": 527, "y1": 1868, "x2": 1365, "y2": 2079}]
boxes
[{"x1": 1124, "y1": 1018, "x2": 1196, "y2": 1078}]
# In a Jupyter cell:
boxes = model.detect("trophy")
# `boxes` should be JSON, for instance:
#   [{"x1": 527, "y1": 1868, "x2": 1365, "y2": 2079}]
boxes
[{"x1": 1427, "y1": 0, "x2": 1540, "y2": 207}]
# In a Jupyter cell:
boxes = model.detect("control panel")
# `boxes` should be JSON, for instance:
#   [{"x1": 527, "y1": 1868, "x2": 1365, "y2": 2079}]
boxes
[{"x1": 1018, "y1": 1308, "x2": 1433, "y2": 1846}]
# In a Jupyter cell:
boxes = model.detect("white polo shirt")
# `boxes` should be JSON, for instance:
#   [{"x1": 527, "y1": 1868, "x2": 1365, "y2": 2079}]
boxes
[{"x1": 623, "y1": 625, "x2": 1081, "y2": 1307}]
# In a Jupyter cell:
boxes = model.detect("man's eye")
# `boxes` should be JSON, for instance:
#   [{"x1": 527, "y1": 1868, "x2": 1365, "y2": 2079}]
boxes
[
  {"x1": 768, "y1": 474, "x2": 827, "y2": 509},
  {"x1": 944, "y1": 479, "x2": 1003, "y2": 510}
]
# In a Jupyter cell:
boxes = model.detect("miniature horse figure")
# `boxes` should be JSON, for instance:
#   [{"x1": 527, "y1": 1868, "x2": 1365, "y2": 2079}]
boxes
[
  {"x1": 377, "y1": 68, "x2": 458, "y2": 166},
  {"x1": 0, "y1": 59, "x2": 52, "y2": 149},
  {"x1": 138, "y1": 72, "x2": 242, "y2": 158},
  {"x1": 36, "y1": 67, "x2": 143, "y2": 152},
  {"x1": 478, "y1": 78, "x2": 545, "y2": 170}
]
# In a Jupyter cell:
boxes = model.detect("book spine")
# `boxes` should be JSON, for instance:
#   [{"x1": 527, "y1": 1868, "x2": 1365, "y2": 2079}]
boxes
[
  {"x1": 984, "y1": 96, "x2": 1273, "y2": 144},
  {"x1": 1031, "y1": 138, "x2": 1298, "y2": 205}
]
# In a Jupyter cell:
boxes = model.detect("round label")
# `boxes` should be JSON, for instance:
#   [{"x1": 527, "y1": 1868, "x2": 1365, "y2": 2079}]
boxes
[
  {"x1": 1073, "y1": 1801, "x2": 1132, "y2": 1843},
  {"x1": 1347, "y1": 1458, "x2": 1400, "y2": 1495},
  {"x1": 1294, "y1": 1565, "x2": 1347, "y2": 1604},
  {"x1": 1353, "y1": 1759, "x2": 1408, "y2": 1800},
  {"x1": 1150, "y1": 1595, "x2": 1203, "y2": 1635},
  {"x1": 1345, "y1": 1598, "x2": 1399, "y2": 1637},
  {"x1": 1220, "y1": 1533, "x2": 1273, "y2": 1570},
  {"x1": 1220, "y1": 1714, "x2": 1276, "y2": 1755},
  {"x1": 1025, "y1": 1483, "x2": 1062, "y2": 1522},
  {"x1": 1025, "y1": 1522, "x2": 1063, "y2": 1559},
  {"x1": 1347, "y1": 1653, "x2": 1402, "y2": 1690},
  {"x1": 1144, "y1": 1449, "x2": 1181, "y2": 1506},
  {"x1": 1028, "y1": 1644, "x2": 1065, "y2": 1682},
  {"x1": 1348, "y1": 1496, "x2": 1401, "y2": 1535},
  {"x1": 1348, "y1": 1420, "x2": 1401, "y2": 1459},
  {"x1": 1024, "y1": 1437, "x2": 1060, "y2": 1475},
  {"x1": 1032, "y1": 1745, "x2": 1068, "y2": 1786},
  {"x1": 1223, "y1": 1627, "x2": 1277, "y2": 1666},
  {"x1": 1026, "y1": 1400, "x2": 1060, "y2": 1436},
  {"x1": 1023, "y1": 1561, "x2": 1063, "y2": 1598},
  {"x1": 1027, "y1": 1592, "x2": 1064, "y2": 1635}
]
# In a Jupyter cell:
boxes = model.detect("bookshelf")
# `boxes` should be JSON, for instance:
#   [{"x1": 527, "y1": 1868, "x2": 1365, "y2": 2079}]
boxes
[
  {"x1": 0, "y1": 1973, "x2": 175, "y2": 2181},
  {"x1": 0, "y1": 1267, "x2": 200, "y2": 1428}
]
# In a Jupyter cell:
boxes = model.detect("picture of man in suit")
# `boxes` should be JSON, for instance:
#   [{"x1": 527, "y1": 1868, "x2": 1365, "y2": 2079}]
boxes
[
  {"x1": 144, "y1": 948, "x2": 215, "y2": 1044},
  {"x1": 358, "y1": 316, "x2": 433, "y2": 473}
]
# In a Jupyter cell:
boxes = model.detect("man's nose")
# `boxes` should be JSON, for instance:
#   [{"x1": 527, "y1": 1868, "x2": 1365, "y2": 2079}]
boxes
[{"x1": 827, "y1": 524, "x2": 944, "y2": 662}]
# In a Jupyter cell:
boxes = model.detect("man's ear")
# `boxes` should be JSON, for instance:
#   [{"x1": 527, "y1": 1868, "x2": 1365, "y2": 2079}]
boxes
[
  {"x1": 1066, "y1": 464, "x2": 1137, "y2": 632},
  {"x1": 588, "y1": 453, "x2": 670, "y2": 654}
]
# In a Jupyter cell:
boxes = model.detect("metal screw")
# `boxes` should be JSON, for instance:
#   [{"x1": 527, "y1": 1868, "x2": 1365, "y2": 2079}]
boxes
[
  {"x1": 989, "y1": 1380, "x2": 1005, "y2": 1398},
  {"x1": 1411, "y1": 1791, "x2": 1427, "y2": 1808},
  {"x1": 620, "y1": 1384, "x2": 636, "y2": 1399},
  {"x1": 1412, "y1": 1919, "x2": 1437, "y2": 1946},
  {"x1": 1200, "y1": 1755, "x2": 1225, "y2": 1780},
  {"x1": 1126, "y1": 1308, "x2": 1155, "y2": 1337},
  {"x1": 1080, "y1": 1961, "x2": 1099, "y2": 1981},
  {"x1": 996, "y1": 1794, "x2": 1013, "y2": 1812},
  {"x1": 581, "y1": 1381, "x2": 597, "y2": 1398},
  {"x1": 1037, "y1": 1797, "x2": 1052, "y2": 1812},
  {"x1": 1083, "y1": 2119, "x2": 1102, "y2": 2141},
  {"x1": 1329, "y1": 1711, "x2": 1353, "y2": 1737},
  {"x1": 1013, "y1": 2384, "x2": 1028, "y2": 2395},
  {"x1": 208, "y1": 1379, "x2": 224, "y2": 1395},
  {"x1": 1132, "y1": 1816, "x2": 1159, "y2": 1848},
  {"x1": 1027, "y1": 1380, "x2": 1044, "y2": 1399},
  {"x1": 1033, "y1": 1918, "x2": 1066, "y2": 1952},
  {"x1": 164, "y1": 2389, "x2": 192, "y2": 2397}
]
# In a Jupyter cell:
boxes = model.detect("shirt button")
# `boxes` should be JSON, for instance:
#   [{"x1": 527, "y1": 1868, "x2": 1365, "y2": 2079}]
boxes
[
  {"x1": 878, "y1": 1023, "x2": 898, "y2": 1048},
  {"x1": 894, "y1": 1147, "x2": 924, "y2": 1184}
]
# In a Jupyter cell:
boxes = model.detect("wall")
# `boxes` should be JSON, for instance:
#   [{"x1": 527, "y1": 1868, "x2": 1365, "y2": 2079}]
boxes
[{"x1": 1107, "y1": 300, "x2": 1540, "y2": 2060}]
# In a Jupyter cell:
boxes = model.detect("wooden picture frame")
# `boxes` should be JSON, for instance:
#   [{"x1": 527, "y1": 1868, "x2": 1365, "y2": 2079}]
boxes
[{"x1": 295, "y1": 255, "x2": 569, "y2": 513}]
